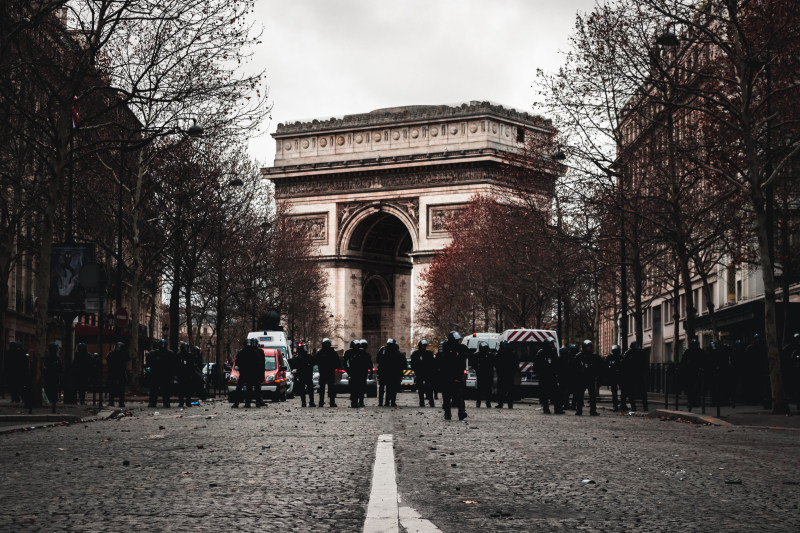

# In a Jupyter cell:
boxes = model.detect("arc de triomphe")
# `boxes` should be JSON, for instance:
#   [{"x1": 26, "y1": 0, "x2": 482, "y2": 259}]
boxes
[{"x1": 261, "y1": 101, "x2": 557, "y2": 352}]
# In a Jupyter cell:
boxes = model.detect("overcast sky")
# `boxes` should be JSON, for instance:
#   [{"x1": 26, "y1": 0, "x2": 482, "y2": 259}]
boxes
[{"x1": 249, "y1": 0, "x2": 597, "y2": 165}]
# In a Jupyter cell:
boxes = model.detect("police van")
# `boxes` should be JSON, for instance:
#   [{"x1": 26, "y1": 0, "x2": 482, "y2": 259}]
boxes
[
  {"x1": 246, "y1": 330, "x2": 294, "y2": 397},
  {"x1": 498, "y1": 328, "x2": 559, "y2": 397}
]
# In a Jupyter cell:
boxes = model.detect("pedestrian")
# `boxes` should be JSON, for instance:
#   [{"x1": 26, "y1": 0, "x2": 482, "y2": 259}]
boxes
[
  {"x1": 411, "y1": 339, "x2": 435, "y2": 407},
  {"x1": 534, "y1": 340, "x2": 561, "y2": 414},
  {"x1": 622, "y1": 341, "x2": 649, "y2": 412},
  {"x1": 782, "y1": 333, "x2": 800, "y2": 411},
  {"x1": 494, "y1": 340, "x2": 517, "y2": 409},
  {"x1": 345, "y1": 340, "x2": 369, "y2": 408},
  {"x1": 378, "y1": 338, "x2": 403, "y2": 407},
  {"x1": 316, "y1": 338, "x2": 339, "y2": 407},
  {"x1": 745, "y1": 334, "x2": 770, "y2": 408},
  {"x1": 604, "y1": 345, "x2": 626, "y2": 412},
  {"x1": 107, "y1": 342, "x2": 129, "y2": 408},
  {"x1": 291, "y1": 343, "x2": 315, "y2": 407},
  {"x1": 42, "y1": 343, "x2": 62, "y2": 413},
  {"x1": 572, "y1": 339, "x2": 601, "y2": 416},
  {"x1": 680, "y1": 338, "x2": 706, "y2": 412},
  {"x1": 71, "y1": 343, "x2": 93, "y2": 405},
  {"x1": 148, "y1": 339, "x2": 176, "y2": 408},
  {"x1": 710, "y1": 341, "x2": 735, "y2": 408},
  {"x1": 4, "y1": 341, "x2": 29, "y2": 404},
  {"x1": 471, "y1": 341, "x2": 493, "y2": 408},
  {"x1": 436, "y1": 331, "x2": 468, "y2": 420},
  {"x1": 176, "y1": 342, "x2": 197, "y2": 407}
]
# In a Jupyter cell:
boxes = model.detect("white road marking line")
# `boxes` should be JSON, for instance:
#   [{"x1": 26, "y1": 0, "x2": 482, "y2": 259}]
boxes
[
  {"x1": 398, "y1": 497, "x2": 443, "y2": 533},
  {"x1": 364, "y1": 434, "x2": 399, "y2": 533}
]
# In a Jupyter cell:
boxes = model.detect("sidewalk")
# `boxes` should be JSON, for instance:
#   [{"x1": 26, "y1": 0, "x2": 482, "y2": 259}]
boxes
[{"x1": 0, "y1": 397, "x2": 114, "y2": 434}]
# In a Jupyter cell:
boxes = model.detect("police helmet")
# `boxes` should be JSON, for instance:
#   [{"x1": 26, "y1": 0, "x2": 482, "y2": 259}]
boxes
[
  {"x1": 77, "y1": 342, "x2": 87, "y2": 352},
  {"x1": 582, "y1": 339, "x2": 593, "y2": 351},
  {"x1": 630, "y1": 341, "x2": 639, "y2": 350},
  {"x1": 753, "y1": 333, "x2": 761, "y2": 341},
  {"x1": 794, "y1": 333, "x2": 800, "y2": 342},
  {"x1": 350, "y1": 340, "x2": 359, "y2": 349},
  {"x1": 386, "y1": 338, "x2": 397, "y2": 347},
  {"x1": 322, "y1": 338, "x2": 332, "y2": 348},
  {"x1": 447, "y1": 331, "x2": 462, "y2": 342},
  {"x1": 157, "y1": 339, "x2": 167, "y2": 348},
  {"x1": 689, "y1": 338, "x2": 699, "y2": 347},
  {"x1": 418, "y1": 339, "x2": 428, "y2": 349},
  {"x1": 296, "y1": 344, "x2": 307, "y2": 356},
  {"x1": 611, "y1": 345, "x2": 621, "y2": 355},
  {"x1": 115, "y1": 342, "x2": 126, "y2": 351},
  {"x1": 248, "y1": 338, "x2": 259, "y2": 347},
  {"x1": 569, "y1": 344, "x2": 578, "y2": 351},
  {"x1": 359, "y1": 339, "x2": 368, "y2": 349},
  {"x1": 478, "y1": 341, "x2": 489, "y2": 352}
]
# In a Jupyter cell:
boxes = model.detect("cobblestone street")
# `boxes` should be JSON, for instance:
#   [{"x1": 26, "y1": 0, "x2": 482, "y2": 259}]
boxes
[{"x1": 1, "y1": 393, "x2": 798, "y2": 532}]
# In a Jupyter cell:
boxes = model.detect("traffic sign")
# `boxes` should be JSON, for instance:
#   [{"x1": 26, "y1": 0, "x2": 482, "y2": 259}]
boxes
[{"x1": 115, "y1": 307, "x2": 130, "y2": 328}]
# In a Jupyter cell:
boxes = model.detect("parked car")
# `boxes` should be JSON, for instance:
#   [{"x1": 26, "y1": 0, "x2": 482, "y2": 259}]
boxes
[{"x1": 227, "y1": 348, "x2": 288, "y2": 402}]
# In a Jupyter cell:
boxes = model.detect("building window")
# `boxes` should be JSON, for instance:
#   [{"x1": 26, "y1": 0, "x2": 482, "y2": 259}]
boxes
[
  {"x1": 706, "y1": 282, "x2": 716, "y2": 311},
  {"x1": 664, "y1": 300, "x2": 673, "y2": 324},
  {"x1": 644, "y1": 307, "x2": 653, "y2": 330},
  {"x1": 692, "y1": 288, "x2": 700, "y2": 315},
  {"x1": 516, "y1": 127, "x2": 525, "y2": 142},
  {"x1": 679, "y1": 294, "x2": 686, "y2": 318},
  {"x1": 736, "y1": 279, "x2": 742, "y2": 301}
]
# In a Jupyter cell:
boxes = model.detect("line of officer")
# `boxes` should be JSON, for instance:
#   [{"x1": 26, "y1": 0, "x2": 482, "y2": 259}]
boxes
[
  {"x1": 377, "y1": 338, "x2": 405, "y2": 407},
  {"x1": 72, "y1": 343, "x2": 94, "y2": 405},
  {"x1": 494, "y1": 340, "x2": 516, "y2": 409},
  {"x1": 604, "y1": 344, "x2": 626, "y2": 412}
]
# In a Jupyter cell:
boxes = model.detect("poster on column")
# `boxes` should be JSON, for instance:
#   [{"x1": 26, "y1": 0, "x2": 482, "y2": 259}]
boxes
[{"x1": 49, "y1": 243, "x2": 94, "y2": 314}]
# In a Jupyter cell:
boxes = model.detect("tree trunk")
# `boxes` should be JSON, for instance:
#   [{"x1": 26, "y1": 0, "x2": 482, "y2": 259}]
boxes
[
  {"x1": 678, "y1": 245, "x2": 696, "y2": 342},
  {"x1": 751, "y1": 185, "x2": 787, "y2": 414},
  {"x1": 672, "y1": 272, "x2": 681, "y2": 363}
]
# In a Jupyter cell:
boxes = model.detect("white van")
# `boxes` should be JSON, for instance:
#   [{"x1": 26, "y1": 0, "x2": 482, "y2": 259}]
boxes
[
  {"x1": 498, "y1": 329, "x2": 559, "y2": 396},
  {"x1": 246, "y1": 330, "x2": 294, "y2": 397}
]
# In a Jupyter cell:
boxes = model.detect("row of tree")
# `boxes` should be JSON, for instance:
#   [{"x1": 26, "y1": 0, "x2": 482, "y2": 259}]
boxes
[
  {"x1": 418, "y1": 0, "x2": 799, "y2": 413},
  {"x1": 0, "y1": 1, "x2": 328, "y2": 399}
]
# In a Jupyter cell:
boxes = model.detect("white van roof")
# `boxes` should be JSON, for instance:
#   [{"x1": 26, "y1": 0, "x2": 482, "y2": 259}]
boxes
[
  {"x1": 247, "y1": 330, "x2": 287, "y2": 343},
  {"x1": 500, "y1": 329, "x2": 558, "y2": 344}
]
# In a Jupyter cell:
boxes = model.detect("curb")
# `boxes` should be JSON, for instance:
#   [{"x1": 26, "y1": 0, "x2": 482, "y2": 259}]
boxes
[
  {"x1": 647, "y1": 408, "x2": 733, "y2": 427},
  {"x1": 0, "y1": 409, "x2": 115, "y2": 435}
]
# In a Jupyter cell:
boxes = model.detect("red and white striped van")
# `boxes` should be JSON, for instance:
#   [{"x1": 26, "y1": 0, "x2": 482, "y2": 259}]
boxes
[{"x1": 498, "y1": 329, "x2": 559, "y2": 396}]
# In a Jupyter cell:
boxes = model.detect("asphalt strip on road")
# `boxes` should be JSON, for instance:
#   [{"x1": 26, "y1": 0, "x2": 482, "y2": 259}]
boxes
[{"x1": 364, "y1": 434, "x2": 442, "y2": 533}]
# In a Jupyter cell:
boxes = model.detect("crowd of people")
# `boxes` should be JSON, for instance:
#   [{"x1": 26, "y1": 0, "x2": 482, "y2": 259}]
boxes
[{"x1": 4, "y1": 331, "x2": 800, "y2": 414}]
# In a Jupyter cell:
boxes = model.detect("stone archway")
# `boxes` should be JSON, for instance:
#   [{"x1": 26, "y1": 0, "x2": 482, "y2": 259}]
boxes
[{"x1": 345, "y1": 211, "x2": 413, "y2": 350}]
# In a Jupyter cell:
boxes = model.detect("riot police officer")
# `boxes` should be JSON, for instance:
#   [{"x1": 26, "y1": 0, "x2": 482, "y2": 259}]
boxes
[
  {"x1": 148, "y1": 339, "x2": 176, "y2": 407},
  {"x1": 291, "y1": 344, "x2": 315, "y2": 407},
  {"x1": 573, "y1": 339, "x2": 601, "y2": 416},
  {"x1": 345, "y1": 340, "x2": 370, "y2": 408},
  {"x1": 107, "y1": 342, "x2": 129, "y2": 408},
  {"x1": 4, "y1": 341, "x2": 29, "y2": 404},
  {"x1": 71, "y1": 343, "x2": 93, "y2": 405},
  {"x1": 176, "y1": 342, "x2": 198, "y2": 407},
  {"x1": 316, "y1": 338, "x2": 340, "y2": 407},
  {"x1": 233, "y1": 338, "x2": 265, "y2": 408},
  {"x1": 623, "y1": 341, "x2": 649, "y2": 412},
  {"x1": 474, "y1": 341, "x2": 494, "y2": 408},
  {"x1": 535, "y1": 340, "x2": 561, "y2": 414},
  {"x1": 495, "y1": 340, "x2": 517, "y2": 409},
  {"x1": 411, "y1": 339, "x2": 436, "y2": 407},
  {"x1": 436, "y1": 331, "x2": 468, "y2": 420},
  {"x1": 681, "y1": 338, "x2": 706, "y2": 412},
  {"x1": 379, "y1": 338, "x2": 404, "y2": 407},
  {"x1": 605, "y1": 345, "x2": 626, "y2": 412},
  {"x1": 43, "y1": 343, "x2": 62, "y2": 413}
]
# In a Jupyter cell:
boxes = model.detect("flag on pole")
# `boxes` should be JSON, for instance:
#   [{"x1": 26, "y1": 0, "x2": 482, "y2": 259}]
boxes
[{"x1": 71, "y1": 96, "x2": 80, "y2": 129}]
